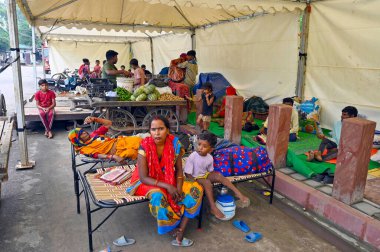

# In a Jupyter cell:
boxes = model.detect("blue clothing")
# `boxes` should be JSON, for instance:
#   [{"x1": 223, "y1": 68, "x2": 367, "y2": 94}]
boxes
[{"x1": 202, "y1": 93, "x2": 214, "y2": 116}]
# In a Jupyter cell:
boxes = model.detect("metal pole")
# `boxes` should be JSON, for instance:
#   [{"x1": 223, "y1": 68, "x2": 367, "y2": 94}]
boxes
[
  {"x1": 31, "y1": 26, "x2": 38, "y2": 90},
  {"x1": 191, "y1": 29, "x2": 196, "y2": 50},
  {"x1": 295, "y1": 4, "x2": 311, "y2": 99},
  {"x1": 42, "y1": 40, "x2": 46, "y2": 79},
  {"x1": 6, "y1": 0, "x2": 35, "y2": 169},
  {"x1": 149, "y1": 37, "x2": 154, "y2": 75}
]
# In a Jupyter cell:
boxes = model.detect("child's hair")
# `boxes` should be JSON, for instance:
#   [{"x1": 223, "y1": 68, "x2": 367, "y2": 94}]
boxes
[
  {"x1": 198, "y1": 131, "x2": 217, "y2": 148},
  {"x1": 120, "y1": 65, "x2": 125, "y2": 69},
  {"x1": 149, "y1": 115, "x2": 171, "y2": 131},
  {"x1": 187, "y1": 50, "x2": 196, "y2": 57},
  {"x1": 95, "y1": 60, "x2": 100, "y2": 64},
  {"x1": 129, "y1": 58, "x2": 139, "y2": 66},
  {"x1": 202, "y1": 82, "x2": 213, "y2": 91},
  {"x1": 38, "y1": 79, "x2": 48, "y2": 85},
  {"x1": 106, "y1": 50, "x2": 118, "y2": 60},
  {"x1": 342, "y1": 106, "x2": 358, "y2": 117},
  {"x1": 82, "y1": 58, "x2": 90, "y2": 64},
  {"x1": 282, "y1": 97, "x2": 294, "y2": 106},
  {"x1": 141, "y1": 64, "x2": 146, "y2": 68}
]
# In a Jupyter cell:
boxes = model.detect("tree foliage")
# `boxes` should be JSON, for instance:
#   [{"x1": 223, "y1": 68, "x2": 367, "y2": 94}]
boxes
[{"x1": 0, "y1": 2, "x2": 41, "y2": 51}]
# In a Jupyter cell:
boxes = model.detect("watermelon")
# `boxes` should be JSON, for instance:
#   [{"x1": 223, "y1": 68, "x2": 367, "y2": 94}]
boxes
[
  {"x1": 133, "y1": 86, "x2": 145, "y2": 97},
  {"x1": 148, "y1": 93, "x2": 158, "y2": 101},
  {"x1": 136, "y1": 93, "x2": 147, "y2": 101},
  {"x1": 145, "y1": 84, "x2": 156, "y2": 94}
]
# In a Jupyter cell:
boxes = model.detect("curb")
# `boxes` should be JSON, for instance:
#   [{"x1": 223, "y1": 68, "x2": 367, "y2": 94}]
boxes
[{"x1": 275, "y1": 172, "x2": 380, "y2": 250}]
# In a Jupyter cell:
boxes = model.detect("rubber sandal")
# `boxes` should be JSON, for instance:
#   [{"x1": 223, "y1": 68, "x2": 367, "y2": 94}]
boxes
[
  {"x1": 232, "y1": 220, "x2": 250, "y2": 233},
  {"x1": 171, "y1": 237, "x2": 194, "y2": 247},
  {"x1": 113, "y1": 235, "x2": 136, "y2": 247},
  {"x1": 312, "y1": 174, "x2": 325, "y2": 182},
  {"x1": 245, "y1": 232, "x2": 262, "y2": 243}
]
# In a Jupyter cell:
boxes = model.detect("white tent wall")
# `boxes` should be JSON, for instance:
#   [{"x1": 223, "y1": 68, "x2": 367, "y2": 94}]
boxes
[
  {"x1": 152, "y1": 33, "x2": 192, "y2": 74},
  {"x1": 305, "y1": 0, "x2": 380, "y2": 129},
  {"x1": 196, "y1": 12, "x2": 300, "y2": 104},
  {"x1": 48, "y1": 41, "x2": 130, "y2": 74},
  {"x1": 131, "y1": 40, "x2": 152, "y2": 72}
]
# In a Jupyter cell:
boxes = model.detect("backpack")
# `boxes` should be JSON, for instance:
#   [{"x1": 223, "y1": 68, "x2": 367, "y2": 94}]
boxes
[{"x1": 213, "y1": 146, "x2": 272, "y2": 176}]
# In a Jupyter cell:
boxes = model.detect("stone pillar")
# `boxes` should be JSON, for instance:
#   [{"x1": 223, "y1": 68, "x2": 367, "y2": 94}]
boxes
[
  {"x1": 332, "y1": 118, "x2": 376, "y2": 205},
  {"x1": 266, "y1": 104, "x2": 292, "y2": 169},
  {"x1": 224, "y1": 96, "x2": 243, "y2": 145}
]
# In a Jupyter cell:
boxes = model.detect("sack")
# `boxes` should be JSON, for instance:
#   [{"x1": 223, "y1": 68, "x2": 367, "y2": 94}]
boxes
[
  {"x1": 213, "y1": 146, "x2": 256, "y2": 176},
  {"x1": 213, "y1": 146, "x2": 272, "y2": 176},
  {"x1": 252, "y1": 146, "x2": 272, "y2": 173},
  {"x1": 243, "y1": 96, "x2": 269, "y2": 114}
]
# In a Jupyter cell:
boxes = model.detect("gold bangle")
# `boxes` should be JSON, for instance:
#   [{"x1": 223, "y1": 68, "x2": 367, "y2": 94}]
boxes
[{"x1": 177, "y1": 176, "x2": 183, "y2": 179}]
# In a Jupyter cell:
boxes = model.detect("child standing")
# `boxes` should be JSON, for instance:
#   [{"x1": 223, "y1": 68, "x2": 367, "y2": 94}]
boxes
[
  {"x1": 186, "y1": 82, "x2": 215, "y2": 131},
  {"x1": 93, "y1": 60, "x2": 101, "y2": 78},
  {"x1": 184, "y1": 131, "x2": 250, "y2": 220},
  {"x1": 35, "y1": 79, "x2": 56, "y2": 139}
]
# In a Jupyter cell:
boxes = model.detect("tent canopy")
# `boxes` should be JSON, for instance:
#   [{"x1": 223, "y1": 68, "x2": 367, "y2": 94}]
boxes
[{"x1": 17, "y1": 0, "x2": 304, "y2": 34}]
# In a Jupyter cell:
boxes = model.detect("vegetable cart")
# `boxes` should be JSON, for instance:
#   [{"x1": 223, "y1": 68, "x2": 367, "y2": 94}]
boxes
[{"x1": 89, "y1": 100, "x2": 187, "y2": 134}]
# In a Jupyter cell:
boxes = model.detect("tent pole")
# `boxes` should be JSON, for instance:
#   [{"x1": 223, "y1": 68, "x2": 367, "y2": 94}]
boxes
[
  {"x1": 191, "y1": 29, "x2": 196, "y2": 50},
  {"x1": 149, "y1": 37, "x2": 154, "y2": 75},
  {"x1": 42, "y1": 43, "x2": 46, "y2": 79},
  {"x1": 295, "y1": 3, "x2": 311, "y2": 99},
  {"x1": 32, "y1": 26, "x2": 38, "y2": 90},
  {"x1": 6, "y1": 0, "x2": 35, "y2": 169}
]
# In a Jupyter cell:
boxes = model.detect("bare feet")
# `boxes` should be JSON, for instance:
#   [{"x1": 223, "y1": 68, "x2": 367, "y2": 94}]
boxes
[
  {"x1": 210, "y1": 206, "x2": 225, "y2": 219},
  {"x1": 314, "y1": 151, "x2": 323, "y2": 162},
  {"x1": 306, "y1": 151, "x2": 315, "y2": 162},
  {"x1": 47, "y1": 131, "x2": 53, "y2": 139},
  {"x1": 44, "y1": 131, "x2": 48, "y2": 137}
]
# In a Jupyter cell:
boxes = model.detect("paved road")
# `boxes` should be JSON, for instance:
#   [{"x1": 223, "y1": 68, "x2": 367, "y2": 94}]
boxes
[{"x1": 0, "y1": 65, "x2": 46, "y2": 114}]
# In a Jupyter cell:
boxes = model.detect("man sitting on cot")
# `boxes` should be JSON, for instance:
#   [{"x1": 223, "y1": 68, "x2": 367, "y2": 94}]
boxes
[
  {"x1": 68, "y1": 117, "x2": 142, "y2": 163},
  {"x1": 256, "y1": 97, "x2": 299, "y2": 144}
]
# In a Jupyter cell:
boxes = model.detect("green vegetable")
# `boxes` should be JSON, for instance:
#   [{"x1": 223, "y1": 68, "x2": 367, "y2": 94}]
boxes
[
  {"x1": 136, "y1": 93, "x2": 147, "y2": 101},
  {"x1": 148, "y1": 93, "x2": 158, "y2": 101},
  {"x1": 115, "y1": 87, "x2": 132, "y2": 101},
  {"x1": 133, "y1": 86, "x2": 145, "y2": 97},
  {"x1": 145, "y1": 84, "x2": 156, "y2": 94}
]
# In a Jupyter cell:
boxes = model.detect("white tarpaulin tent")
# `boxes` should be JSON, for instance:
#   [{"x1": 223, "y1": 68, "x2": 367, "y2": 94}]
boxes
[
  {"x1": 305, "y1": 0, "x2": 380, "y2": 128},
  {"x1": 16, "y1": 0, "x2": 380, "y2": 128}
]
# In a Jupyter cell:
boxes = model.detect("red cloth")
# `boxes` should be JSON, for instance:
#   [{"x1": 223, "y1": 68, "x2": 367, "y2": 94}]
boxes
[
  {"x1": 168, "y1": 58, "x2": 186, "y2": 82},
  {"x1": 35, "y1": 90, "x2": 56, "y2": 108},
  {"x1": 168, "y1": 80, "x2": 191, "y2": 110},
  {"x1": 131, "y1": 135, "x2": 181, "y2": 213},
  {"x1": 90, "y1": 126, "x2": 109, "y2": 138}
]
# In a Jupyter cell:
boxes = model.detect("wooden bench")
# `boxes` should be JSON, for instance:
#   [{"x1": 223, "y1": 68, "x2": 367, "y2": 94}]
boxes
[
  {"x1": 0, "y1": 117, "x2": 14, "y2": 195},
  {"x1": 71, "y1": 146, "x2": 275, "y2": 251}
]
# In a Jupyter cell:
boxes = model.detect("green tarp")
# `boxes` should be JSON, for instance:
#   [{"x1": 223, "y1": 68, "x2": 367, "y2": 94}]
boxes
[{"x1": 187, "y1": 112, "x2": 380, "y2": 178}]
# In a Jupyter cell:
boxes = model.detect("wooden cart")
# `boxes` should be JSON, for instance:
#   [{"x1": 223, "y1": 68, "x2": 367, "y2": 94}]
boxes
[{"x1": 90, "y1": 100, "x2": 187, "y2": 134}]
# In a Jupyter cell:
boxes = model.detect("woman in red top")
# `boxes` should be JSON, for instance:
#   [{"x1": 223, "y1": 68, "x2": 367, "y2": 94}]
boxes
[{"x1": 35, "y1": 79, "x2": 56, "y2": 138}]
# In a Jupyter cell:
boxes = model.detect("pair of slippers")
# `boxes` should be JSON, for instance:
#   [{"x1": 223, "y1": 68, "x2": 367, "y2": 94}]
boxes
[
  {"x1": 313, "y1": 173, "x2": 334, "y2": 184},
  {"x1": 232, "y1": 220, "x2": 262, "y2": 243}
]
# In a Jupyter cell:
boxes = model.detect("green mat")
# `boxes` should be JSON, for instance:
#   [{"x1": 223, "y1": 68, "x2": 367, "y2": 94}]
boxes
[{"x1": 187, "y1": 112, "x2": 380, "y2": 178}]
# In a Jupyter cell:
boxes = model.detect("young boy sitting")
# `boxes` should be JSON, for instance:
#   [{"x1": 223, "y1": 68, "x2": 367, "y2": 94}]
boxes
[
  {"x1": 184, "y1": 131, "x2": 250, "y2": 220},
  {"x1": 35, "y1": 79, "x2": 56, "y2": 139}
]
